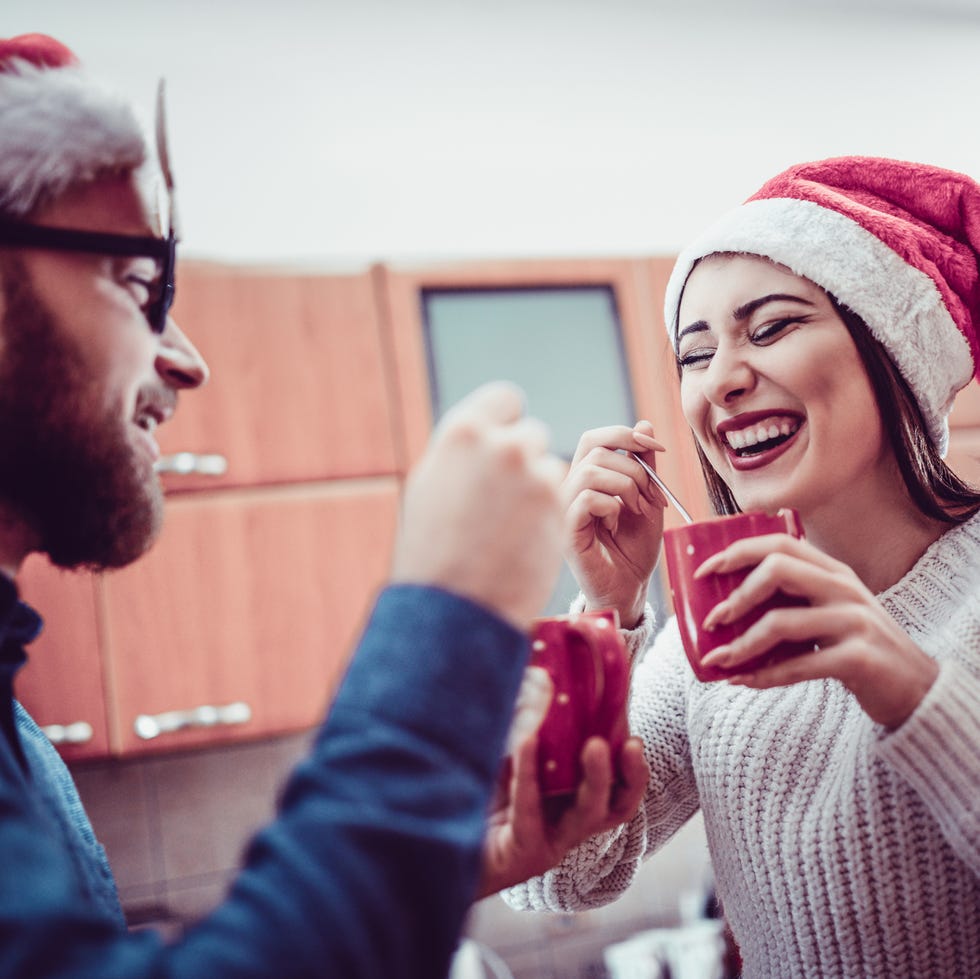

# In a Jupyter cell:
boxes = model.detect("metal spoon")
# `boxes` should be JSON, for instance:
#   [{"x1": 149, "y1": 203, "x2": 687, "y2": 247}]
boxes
[{"x1": 628, "y1": 452, "x2": 695, "y2": 524}]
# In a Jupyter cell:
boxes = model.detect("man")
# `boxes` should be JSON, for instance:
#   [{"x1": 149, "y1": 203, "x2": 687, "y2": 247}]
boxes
[{"x1": 0, "y1": 34, "x2": 566, "y2": 977}]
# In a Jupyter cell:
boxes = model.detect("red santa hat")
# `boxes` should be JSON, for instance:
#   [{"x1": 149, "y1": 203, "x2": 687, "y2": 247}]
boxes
[
  {"x1": 663, "y1": 156, "x2": 980, "y2": 455},
  {"x1": 0, "y1": 33, "x2": 148, "y2": 217}
]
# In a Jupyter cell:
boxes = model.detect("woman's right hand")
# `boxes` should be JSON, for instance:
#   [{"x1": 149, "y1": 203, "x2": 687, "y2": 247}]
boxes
[{"x1": 561, "y1": 422, "x2": 667, "y2": 629}]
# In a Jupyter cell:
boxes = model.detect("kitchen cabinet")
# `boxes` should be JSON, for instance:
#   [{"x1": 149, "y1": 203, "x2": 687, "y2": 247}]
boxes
[
  {"x1": 374, "y1": 256, "x2": 710, "y2": 529},
  {"x1": 100, "y1": 481, "x2": 399, "y2": 756},
  {"x1": 155, "y1": 265, "x2": 402, "y2": 492},
  {"x1": 16, "y1": 484, "x2": 398, "y2": 759}
]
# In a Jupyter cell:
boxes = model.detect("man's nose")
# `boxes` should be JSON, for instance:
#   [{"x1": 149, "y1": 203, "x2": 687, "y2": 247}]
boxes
[{"x1": 156, "y1": 317, "x2": 209, "y2": 389}]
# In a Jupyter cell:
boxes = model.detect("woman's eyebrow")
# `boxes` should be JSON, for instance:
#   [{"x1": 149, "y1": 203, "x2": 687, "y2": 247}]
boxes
[
  {"x1": 676, "y1": 292, "x2": 816, "y2": 344},
  {"x1": 676, "y1": 320, "x2": 709, "y2": 343},
  {"x1": 733, "y1": 293, "x2": 816, "y2": 321}
]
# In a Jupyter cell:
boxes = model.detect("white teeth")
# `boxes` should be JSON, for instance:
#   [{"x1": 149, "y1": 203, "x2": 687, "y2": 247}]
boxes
[{"x1": 723, "y1": 417, "x2": 800, "y2": 451}]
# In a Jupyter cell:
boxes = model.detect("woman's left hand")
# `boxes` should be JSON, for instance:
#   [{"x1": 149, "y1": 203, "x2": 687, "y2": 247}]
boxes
[{"x1": 696, "y1": 533, "x2": 938, "y2": 728}]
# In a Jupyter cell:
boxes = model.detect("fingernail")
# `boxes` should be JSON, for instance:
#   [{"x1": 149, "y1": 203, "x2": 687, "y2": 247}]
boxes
[
  {"x1": 701, "y1": 645, "x2": 731, "y2": 666},
  {"x1": 693, "y1": 557, "x2": 719, "y2": 579},
  {"x1": 702, "y1": 603, "x2": 727, "y2": 631},
  {"x1": 632, "y1": 430, "x2": 665, "y2": 451}
]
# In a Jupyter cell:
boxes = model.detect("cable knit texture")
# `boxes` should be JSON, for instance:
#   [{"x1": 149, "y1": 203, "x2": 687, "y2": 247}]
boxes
[{"x1": 504, "y1": 513, "x2": 980, "y2": 978}]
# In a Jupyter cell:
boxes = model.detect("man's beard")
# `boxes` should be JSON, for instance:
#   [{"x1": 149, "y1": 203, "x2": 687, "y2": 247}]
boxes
[{"x1": 0, "y1": 256, "x2": 163, "y2": 570}]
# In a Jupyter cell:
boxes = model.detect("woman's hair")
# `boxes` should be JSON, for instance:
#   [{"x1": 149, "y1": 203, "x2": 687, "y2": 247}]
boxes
[{"x1": 680, "y1": 283, "x2": 980, "y2": 523}]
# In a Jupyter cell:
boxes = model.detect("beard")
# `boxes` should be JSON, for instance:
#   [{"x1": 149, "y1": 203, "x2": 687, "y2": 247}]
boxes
[{"x1": 0, "y1": 256, "x2": 163, "y2": 570}]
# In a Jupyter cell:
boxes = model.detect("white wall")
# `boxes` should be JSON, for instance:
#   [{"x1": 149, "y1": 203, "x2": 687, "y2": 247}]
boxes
[{"x1": 7, "y1": 0, "x2": 980, "y2": 269}]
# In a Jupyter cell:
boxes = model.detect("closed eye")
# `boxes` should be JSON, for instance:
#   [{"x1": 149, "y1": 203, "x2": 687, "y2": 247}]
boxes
[
  {"x1": 751, "y1": 315, "x2": 809, "y2": 344},
  {"x1": 676, "y1": 347, "x2": 715, "y2": 370}
]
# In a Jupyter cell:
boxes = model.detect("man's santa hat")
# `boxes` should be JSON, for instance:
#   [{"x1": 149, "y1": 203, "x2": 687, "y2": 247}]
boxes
[
  {"x1": 0, "y1": 33, "x2": 148, "y2": 218},
  {"x1": 663, "y1": 157, "x2": 980, "y2": 455}
]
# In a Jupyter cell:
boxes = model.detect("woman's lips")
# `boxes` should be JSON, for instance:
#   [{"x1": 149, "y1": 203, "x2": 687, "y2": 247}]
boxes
[{"x1": 716, "y1": 411, "x2": 804, "y2": 471}]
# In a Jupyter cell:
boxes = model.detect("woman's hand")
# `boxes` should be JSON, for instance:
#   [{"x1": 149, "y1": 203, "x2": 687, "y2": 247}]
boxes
[
  {"x1": 477, "y1": 734, "x2": 649, "y2": 898},
  {"x1": 562, "y1": 422, "x2": 667, "y2": 628},
  {"x1": 696, "y1": 534, "x2": 939, "y2": 727}
]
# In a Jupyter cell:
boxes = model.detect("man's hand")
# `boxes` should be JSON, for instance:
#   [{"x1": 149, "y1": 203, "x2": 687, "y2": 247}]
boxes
[{"x1": 391, "y1": 382, "x2": 567, "y2": 631}]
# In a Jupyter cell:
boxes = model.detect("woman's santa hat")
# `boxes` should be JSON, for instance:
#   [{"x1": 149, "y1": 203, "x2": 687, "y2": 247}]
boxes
[
  {"x1": 664, "y1": 156, "x2": 980, "y2": 455},
  {"x1": 0, "y1": 33, "x2": 148, "y2": 218}
]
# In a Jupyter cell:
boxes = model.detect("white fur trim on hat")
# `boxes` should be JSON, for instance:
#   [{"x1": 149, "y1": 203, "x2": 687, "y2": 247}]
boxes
[
  {"x1": 0, "y1": 59, "x2": 147, "y2": 217},
  {"x1": 664, "y1": 197, "x2": 974, "y2": 455}
]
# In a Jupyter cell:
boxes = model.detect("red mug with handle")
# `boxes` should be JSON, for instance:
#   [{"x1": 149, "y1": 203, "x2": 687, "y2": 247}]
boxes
[
  {"x1": 527, "y1": 609, "x2": 631, "y2": 797},
  {"x1": 663, "y1": 508, "x2": 811, "y2": 682}
]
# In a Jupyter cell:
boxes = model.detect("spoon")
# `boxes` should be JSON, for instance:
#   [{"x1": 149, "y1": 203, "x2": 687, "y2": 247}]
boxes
[{"x1": 628, "y1": 452, "x2": 694, "y2": 525}]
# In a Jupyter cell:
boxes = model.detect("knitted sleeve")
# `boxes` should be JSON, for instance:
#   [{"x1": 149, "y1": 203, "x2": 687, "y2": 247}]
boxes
[
  {"x1": 873, "y1": 521, "x2": 980, "y2": 879},
  {"x1": 876, "y1": 656, "x2": 980, "y2": 876},
  {"x1": 502, "y1": 609, "x2": 701, "y2": 912}
]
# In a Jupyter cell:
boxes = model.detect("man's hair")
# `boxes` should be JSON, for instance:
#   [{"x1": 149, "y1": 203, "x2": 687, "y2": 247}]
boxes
[{"x1": 689, "y1": 295, "x2": 980, "y2": 523}]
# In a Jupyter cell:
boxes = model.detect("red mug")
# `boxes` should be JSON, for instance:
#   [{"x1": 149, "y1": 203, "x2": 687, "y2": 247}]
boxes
[
  {"x1": 527, "y1": 610, "x2": 631, "y2": 797},
  {"x1": 663, "y1": 508, "x2": 810, "y2": 682}
]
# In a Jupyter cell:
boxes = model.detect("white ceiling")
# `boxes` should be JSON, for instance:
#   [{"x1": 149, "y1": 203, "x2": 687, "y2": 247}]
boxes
[{"x1": 6, "y1": 0, "x2": 980, "y2": 268}]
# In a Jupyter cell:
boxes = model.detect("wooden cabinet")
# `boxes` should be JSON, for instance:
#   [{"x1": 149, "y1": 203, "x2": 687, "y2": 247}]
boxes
[
  {"x1": 156, "y1": 265, "x2": 402, "y2": 492},
  {"x1": 101, "y1": 481, "x2": 398, "y2": 755},
  {"x1": 374, "y1": 256, "x2": 706, "y2": 527},
  {"x1": 15, "y1": 484, "x2": 398, "y2": 759}
]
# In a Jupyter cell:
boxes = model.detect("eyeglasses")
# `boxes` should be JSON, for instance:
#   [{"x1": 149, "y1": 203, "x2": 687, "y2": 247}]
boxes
[
  {"x1": 0, "y1": 219, "x2": 176, "y2": 334},
  {"x1": 0, "y1": 80, "x2": 180, "y2": 336}
]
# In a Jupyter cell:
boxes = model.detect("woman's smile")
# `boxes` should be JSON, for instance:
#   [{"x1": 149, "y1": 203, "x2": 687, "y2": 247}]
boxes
[{"x1": 716, "y1": 410, "x2": 805, "y2": 470}]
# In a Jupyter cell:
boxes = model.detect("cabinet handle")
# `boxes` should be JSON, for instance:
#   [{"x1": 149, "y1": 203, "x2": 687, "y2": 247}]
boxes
[
  {"x1": 133, "y1": 701, "x2": 253, "y2": 740},
  {"x1": 155, "y1": 452, "x2": 228, "y2": 476},
  {"x1": 42, "y1": 721, "x2": 95, "y2": 746}
]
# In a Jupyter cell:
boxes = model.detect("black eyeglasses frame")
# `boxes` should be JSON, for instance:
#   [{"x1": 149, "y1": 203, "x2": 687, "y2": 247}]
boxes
[{"x1": 0, "y1": 219, "x2": 176, "y2": 334}]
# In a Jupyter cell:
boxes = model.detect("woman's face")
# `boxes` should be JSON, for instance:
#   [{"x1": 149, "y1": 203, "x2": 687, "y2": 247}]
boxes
[{"x1": 676, "y1": 253, "x2": 894, "y2": 519}]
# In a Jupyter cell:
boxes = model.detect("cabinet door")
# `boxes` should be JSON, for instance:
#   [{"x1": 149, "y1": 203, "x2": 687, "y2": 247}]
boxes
[
  {"x1": 375, "y1": 256, "x2": 710, "y2": 524},
  {"x1": 13, "y1": 556, "x2": 111, "y2": 762},
  {"x1": 158, "y1": 266, "x2": 401, "y2": 492},
  {"x1": 100, "y1": 480, "x2": 400, "y2": 755}
]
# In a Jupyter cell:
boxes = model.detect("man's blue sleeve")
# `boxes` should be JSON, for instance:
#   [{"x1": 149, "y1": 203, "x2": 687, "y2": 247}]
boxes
[{"x1": 0, "y1": 584, "x2": 529, "y2": 979}]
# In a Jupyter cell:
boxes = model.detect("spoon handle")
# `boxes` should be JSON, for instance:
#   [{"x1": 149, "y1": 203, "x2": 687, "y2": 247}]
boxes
[{"x1": 629, "y1": 452, "x2": 695, "y2": 525}]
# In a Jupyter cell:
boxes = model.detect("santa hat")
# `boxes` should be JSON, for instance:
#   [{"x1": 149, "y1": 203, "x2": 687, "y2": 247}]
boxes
[
  {"x1": 0, "y1": 33, "x2": 148, "y2": 217},
  {"x1": 663, "y1": 156, "x2": 980, "y2": 455}
]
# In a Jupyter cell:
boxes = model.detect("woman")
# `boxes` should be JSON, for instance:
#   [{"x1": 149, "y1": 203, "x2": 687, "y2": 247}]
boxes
[{"x1": 485, "y1": 157, "x2": 980, "y2": 978}]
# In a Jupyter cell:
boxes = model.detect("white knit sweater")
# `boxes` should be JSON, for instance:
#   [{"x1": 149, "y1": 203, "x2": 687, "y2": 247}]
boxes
[{"x1": 504, "y1": 513, "x2": 980, "y2": 978}]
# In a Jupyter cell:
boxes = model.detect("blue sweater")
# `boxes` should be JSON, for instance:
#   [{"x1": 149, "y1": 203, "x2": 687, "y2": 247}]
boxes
[{"x1": 0, "y1": 578, "x2": 527, "y2": 978}]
